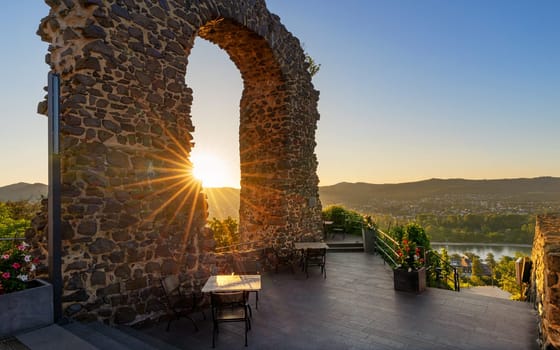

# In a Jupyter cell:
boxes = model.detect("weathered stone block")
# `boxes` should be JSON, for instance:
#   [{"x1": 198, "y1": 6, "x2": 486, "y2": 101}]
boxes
[
  {"x1": 115, "y1": 264, "x2": 131, "y2": 278},
  {"x1": 89, "y1": 238, "x2": 117, "y2": 254},
  {"x1": 91, "y1": 271, "x2": 106, "y2": 285},
  {"x1": 62, "y1": 289, "x2": 89, "y2": 302},
  {"x1": 125, "y1": 277, "x2": 147, "y2": 290},
  {"x1": 65, "y1": 261, "x2": 88, "y2": 271},
  {"x1": 96, "y1": 282, "x2": 120, "y2": 297},
  {"x1": 83, "y1": 24, "x2": 106, "y2": 39},
  {"x1": 77, "y1": 220, "x2": 97, "y2": 236}
]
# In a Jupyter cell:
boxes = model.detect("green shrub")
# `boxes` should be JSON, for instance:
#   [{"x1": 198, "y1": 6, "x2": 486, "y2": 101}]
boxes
[
  {"x1": 0, "y1": 202, "x2": 34, "y2": 252},
  {"x1": 209, "y1": 216, "x2": 239, "y2": 248},
  {"x1": 322, "y1": 205, "x2": 365, "y2": 235}
]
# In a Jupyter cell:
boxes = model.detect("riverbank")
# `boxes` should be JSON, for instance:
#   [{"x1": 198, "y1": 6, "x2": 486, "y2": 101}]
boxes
[
  {"x1": 431, "y1": 242, "x2": 532, "y2": 260},
  {"x1": 432, "y1": 242, "x2": 532, "y2": 248}
]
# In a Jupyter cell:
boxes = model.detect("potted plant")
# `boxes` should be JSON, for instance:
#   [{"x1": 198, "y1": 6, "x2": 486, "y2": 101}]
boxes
[
  {"x1": 392, "y1": 225, "x2": 429, "y2": 293},
  {"x1": 0, "y1": 241, "x2": 53, "y2": 336}
]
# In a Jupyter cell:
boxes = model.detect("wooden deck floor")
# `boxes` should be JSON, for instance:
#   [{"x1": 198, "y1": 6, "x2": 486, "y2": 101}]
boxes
[{"x1": 139, "y1": 252, "x2": 538, "y2": 350}]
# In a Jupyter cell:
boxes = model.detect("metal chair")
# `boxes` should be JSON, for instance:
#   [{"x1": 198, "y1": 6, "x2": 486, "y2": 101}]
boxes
[
  {"x1": 233, "y1": 258, "x2": 261, "y2": 312},
  {"x1": 304, "y1": 248, "x2": 327, "y2": 279},
  {"x1": 211, "y1": 291, "x2": 251, "y2": 347},
  {"x1": 160, "y1": 275, "x2": 205, "y2": 332}
]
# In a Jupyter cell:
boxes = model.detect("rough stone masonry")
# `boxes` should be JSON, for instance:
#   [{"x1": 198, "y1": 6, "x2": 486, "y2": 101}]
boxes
[{"x1": 32, "y1": 0, "x2": 322, "y2": 324}]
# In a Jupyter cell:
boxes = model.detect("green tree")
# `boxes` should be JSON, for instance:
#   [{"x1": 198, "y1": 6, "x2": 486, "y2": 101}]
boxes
[
  {"x1": 5, "y1": 201, "x2": 41, "y2": 221},
  {"x1": 209, "y1": 216, "x2": 239, "y2": 248},
  {"x1": 440, "y1": 248, "x2": 452, "y2": 282},
  {"x1": 485, "y1": 252, "x2": 497, "y2": 286},
  {"x1": 470, "y1": 255, "x2": 485, "y2": 286},
  {"x1": 495, "y1": 255, "x2": 523, "y2": 300},
  {"x1": 392, "y1": 222, "x2": 430, "y2": 250}
]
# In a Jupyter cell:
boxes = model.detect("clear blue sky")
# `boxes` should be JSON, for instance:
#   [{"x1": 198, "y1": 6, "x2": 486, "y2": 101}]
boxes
[{"x1": 1, "y1": 1, "x2": 559, "y2": 188}]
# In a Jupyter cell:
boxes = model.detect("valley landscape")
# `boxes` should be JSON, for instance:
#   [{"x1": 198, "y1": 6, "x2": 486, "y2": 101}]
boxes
[{"x1": 3, "y1": 177, "x2": 559, "y2": 219}]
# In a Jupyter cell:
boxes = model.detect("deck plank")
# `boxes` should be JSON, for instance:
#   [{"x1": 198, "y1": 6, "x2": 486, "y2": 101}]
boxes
[{"x1": 139, "y1": 252, "x2": 537, "y2": 350}]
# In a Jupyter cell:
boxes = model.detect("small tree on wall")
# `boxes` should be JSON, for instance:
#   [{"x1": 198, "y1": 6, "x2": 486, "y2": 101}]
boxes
[{"x1": 305, "y1": 53, "x2": 321, "y2": 77}]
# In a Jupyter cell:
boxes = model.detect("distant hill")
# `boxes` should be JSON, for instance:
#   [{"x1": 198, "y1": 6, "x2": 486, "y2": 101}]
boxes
[
  {"x1": 0, "y1": 182, "x2": 48, "y2": 202},
  {"x1": 3, "y1": 177, "x2": 559, "y2": 218},
  {"x1": 203, "y1": 177, "x2": 560, "y2": 218},
  {"x1": 320, "y1": 177, "x2": 560, "y2": 204}
]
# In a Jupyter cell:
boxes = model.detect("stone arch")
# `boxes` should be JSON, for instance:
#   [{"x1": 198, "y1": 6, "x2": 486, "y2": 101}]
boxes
[{"x1": 36, "y1": 0, "x2": 322, "y2": 323}]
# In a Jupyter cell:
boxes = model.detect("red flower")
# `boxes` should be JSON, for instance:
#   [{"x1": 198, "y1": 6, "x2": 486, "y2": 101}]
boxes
[
  {"x1": 2, "y1": 272, "x2": 10, "y2": 279},
  {"x1": 12, "y1": 263, "x2": 21, "y2": 270}
]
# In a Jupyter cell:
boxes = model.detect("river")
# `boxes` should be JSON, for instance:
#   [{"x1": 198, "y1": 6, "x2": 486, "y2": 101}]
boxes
[{"x1": 431, "y1": 242, "x2": 532, "y2": 260}]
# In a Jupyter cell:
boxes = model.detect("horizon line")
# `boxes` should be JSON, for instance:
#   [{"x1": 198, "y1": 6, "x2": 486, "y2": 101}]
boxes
[{"x1": 1, "y1": 175, "x2": 558, "y2": 190}]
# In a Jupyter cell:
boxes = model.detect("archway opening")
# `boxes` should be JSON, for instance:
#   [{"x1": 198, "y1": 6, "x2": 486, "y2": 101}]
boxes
[
  {"x1": 187, "y1": 37, "x2": 242, "y2": 221},
  {"x1": 194, "y1": 18, "x2": 290, "y2": 244}
]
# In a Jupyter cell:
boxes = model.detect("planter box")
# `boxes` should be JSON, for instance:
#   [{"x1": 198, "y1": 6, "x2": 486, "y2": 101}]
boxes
[
  {"x1": 0, "y1": 279, "x2": 53, "y2": 337},
  {"x1": 362, "y1": 228, "x2": 376, "y2": 254},
  {"x1": 393, "y1": 267, "x2": 426, "y2": 293}
]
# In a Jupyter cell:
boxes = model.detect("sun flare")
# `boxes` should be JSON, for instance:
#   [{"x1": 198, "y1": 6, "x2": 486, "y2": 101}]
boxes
[{"x1": 190, "y1": 151, "x2": 231, "y2": 188}]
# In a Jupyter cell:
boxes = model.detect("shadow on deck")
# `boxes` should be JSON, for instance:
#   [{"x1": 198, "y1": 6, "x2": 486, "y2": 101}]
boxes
[{"x1": 139, "y1": 252, "x2": 538, "y2": 350}]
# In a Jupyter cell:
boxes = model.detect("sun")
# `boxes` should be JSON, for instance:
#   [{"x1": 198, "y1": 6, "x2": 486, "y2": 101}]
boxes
[{"x1": 190, "y1": 151, "x2": 231, "y2": 188}]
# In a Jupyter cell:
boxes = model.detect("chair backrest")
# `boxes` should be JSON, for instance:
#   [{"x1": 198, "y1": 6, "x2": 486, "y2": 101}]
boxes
[
  {"x1": 233, "y1": 258, "x2": 261, "y2": 275},
  {"x1": 306, "y1": 248, "x2": 326, "y2": 262},
  {"x1": 211, "y1": 291, "x2": 247, "y2": 307},
  {"x1": 161, "y1": 275, "x2": 181, "y2": 296}
]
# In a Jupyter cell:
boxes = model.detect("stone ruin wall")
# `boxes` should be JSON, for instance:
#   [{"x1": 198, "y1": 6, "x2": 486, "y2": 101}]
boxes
[
  {"x1": 531, "y1": 214, "x2": 560, "y2": 349},
  {"x1": 32, "y1": 0, "x2": 322, "y2": 324}
]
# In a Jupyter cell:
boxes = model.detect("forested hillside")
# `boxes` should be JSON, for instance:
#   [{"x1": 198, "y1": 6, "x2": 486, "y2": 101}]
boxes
[{"x1": 2, "y1": 178, "x2": 557, "y2": 244}]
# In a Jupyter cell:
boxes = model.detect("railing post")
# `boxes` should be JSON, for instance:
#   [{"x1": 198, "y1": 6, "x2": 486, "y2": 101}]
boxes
[{"x1": 47, "y1": 72, "x2": 62, "y2": 323}]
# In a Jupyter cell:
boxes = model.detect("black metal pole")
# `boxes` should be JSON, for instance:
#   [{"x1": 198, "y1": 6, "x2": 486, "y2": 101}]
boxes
[{"x1": 47, "y1": 72, "x2": 62, "y2": 322}]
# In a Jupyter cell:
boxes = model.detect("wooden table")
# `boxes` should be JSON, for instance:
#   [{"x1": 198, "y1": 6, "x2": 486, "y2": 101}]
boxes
[{"x1": 201, "y1": 274, "x2": 261, "y2": 293}]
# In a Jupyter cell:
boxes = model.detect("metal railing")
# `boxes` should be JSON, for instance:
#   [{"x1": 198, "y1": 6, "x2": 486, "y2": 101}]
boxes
[
  {"x1": 426, "y1": 250, "x2": 460, "y2": 292},
  {"x1": 214, "y1": 240, "x2": 266, "y2": 254},
  {"x1": 373, "y1": 228, "x2": 400, "y2": 268},
  {"x1": 373, "y1": 229, "x2": 460, "y2": 292}
]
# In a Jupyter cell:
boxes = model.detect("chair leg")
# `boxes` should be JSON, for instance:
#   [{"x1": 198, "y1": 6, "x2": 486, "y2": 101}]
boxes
[
  {"x1": 212, "y1": 323, "x2": 217, "y2": 348},
  {"x1": 166, "y1": 318, "x2": 172, "y2": 332},
  {"x1": 255, "y1": 291, "x2": 259, "y2": 310},
  {"x1": 166, "y1": 312, "x2": 180, "y2": 332},
  {"x1": 245, "y1": 319, "x2": 248, "y2": 347},
  {"x1": 247, "y1": 303, "x2": 253, "y2": 318},
  {"x1": 187, "y1": 315, "x2": 199, "y2": 331},
  {"x1": 167, "y1": 311, "x2": 198, "y2": 332}
]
